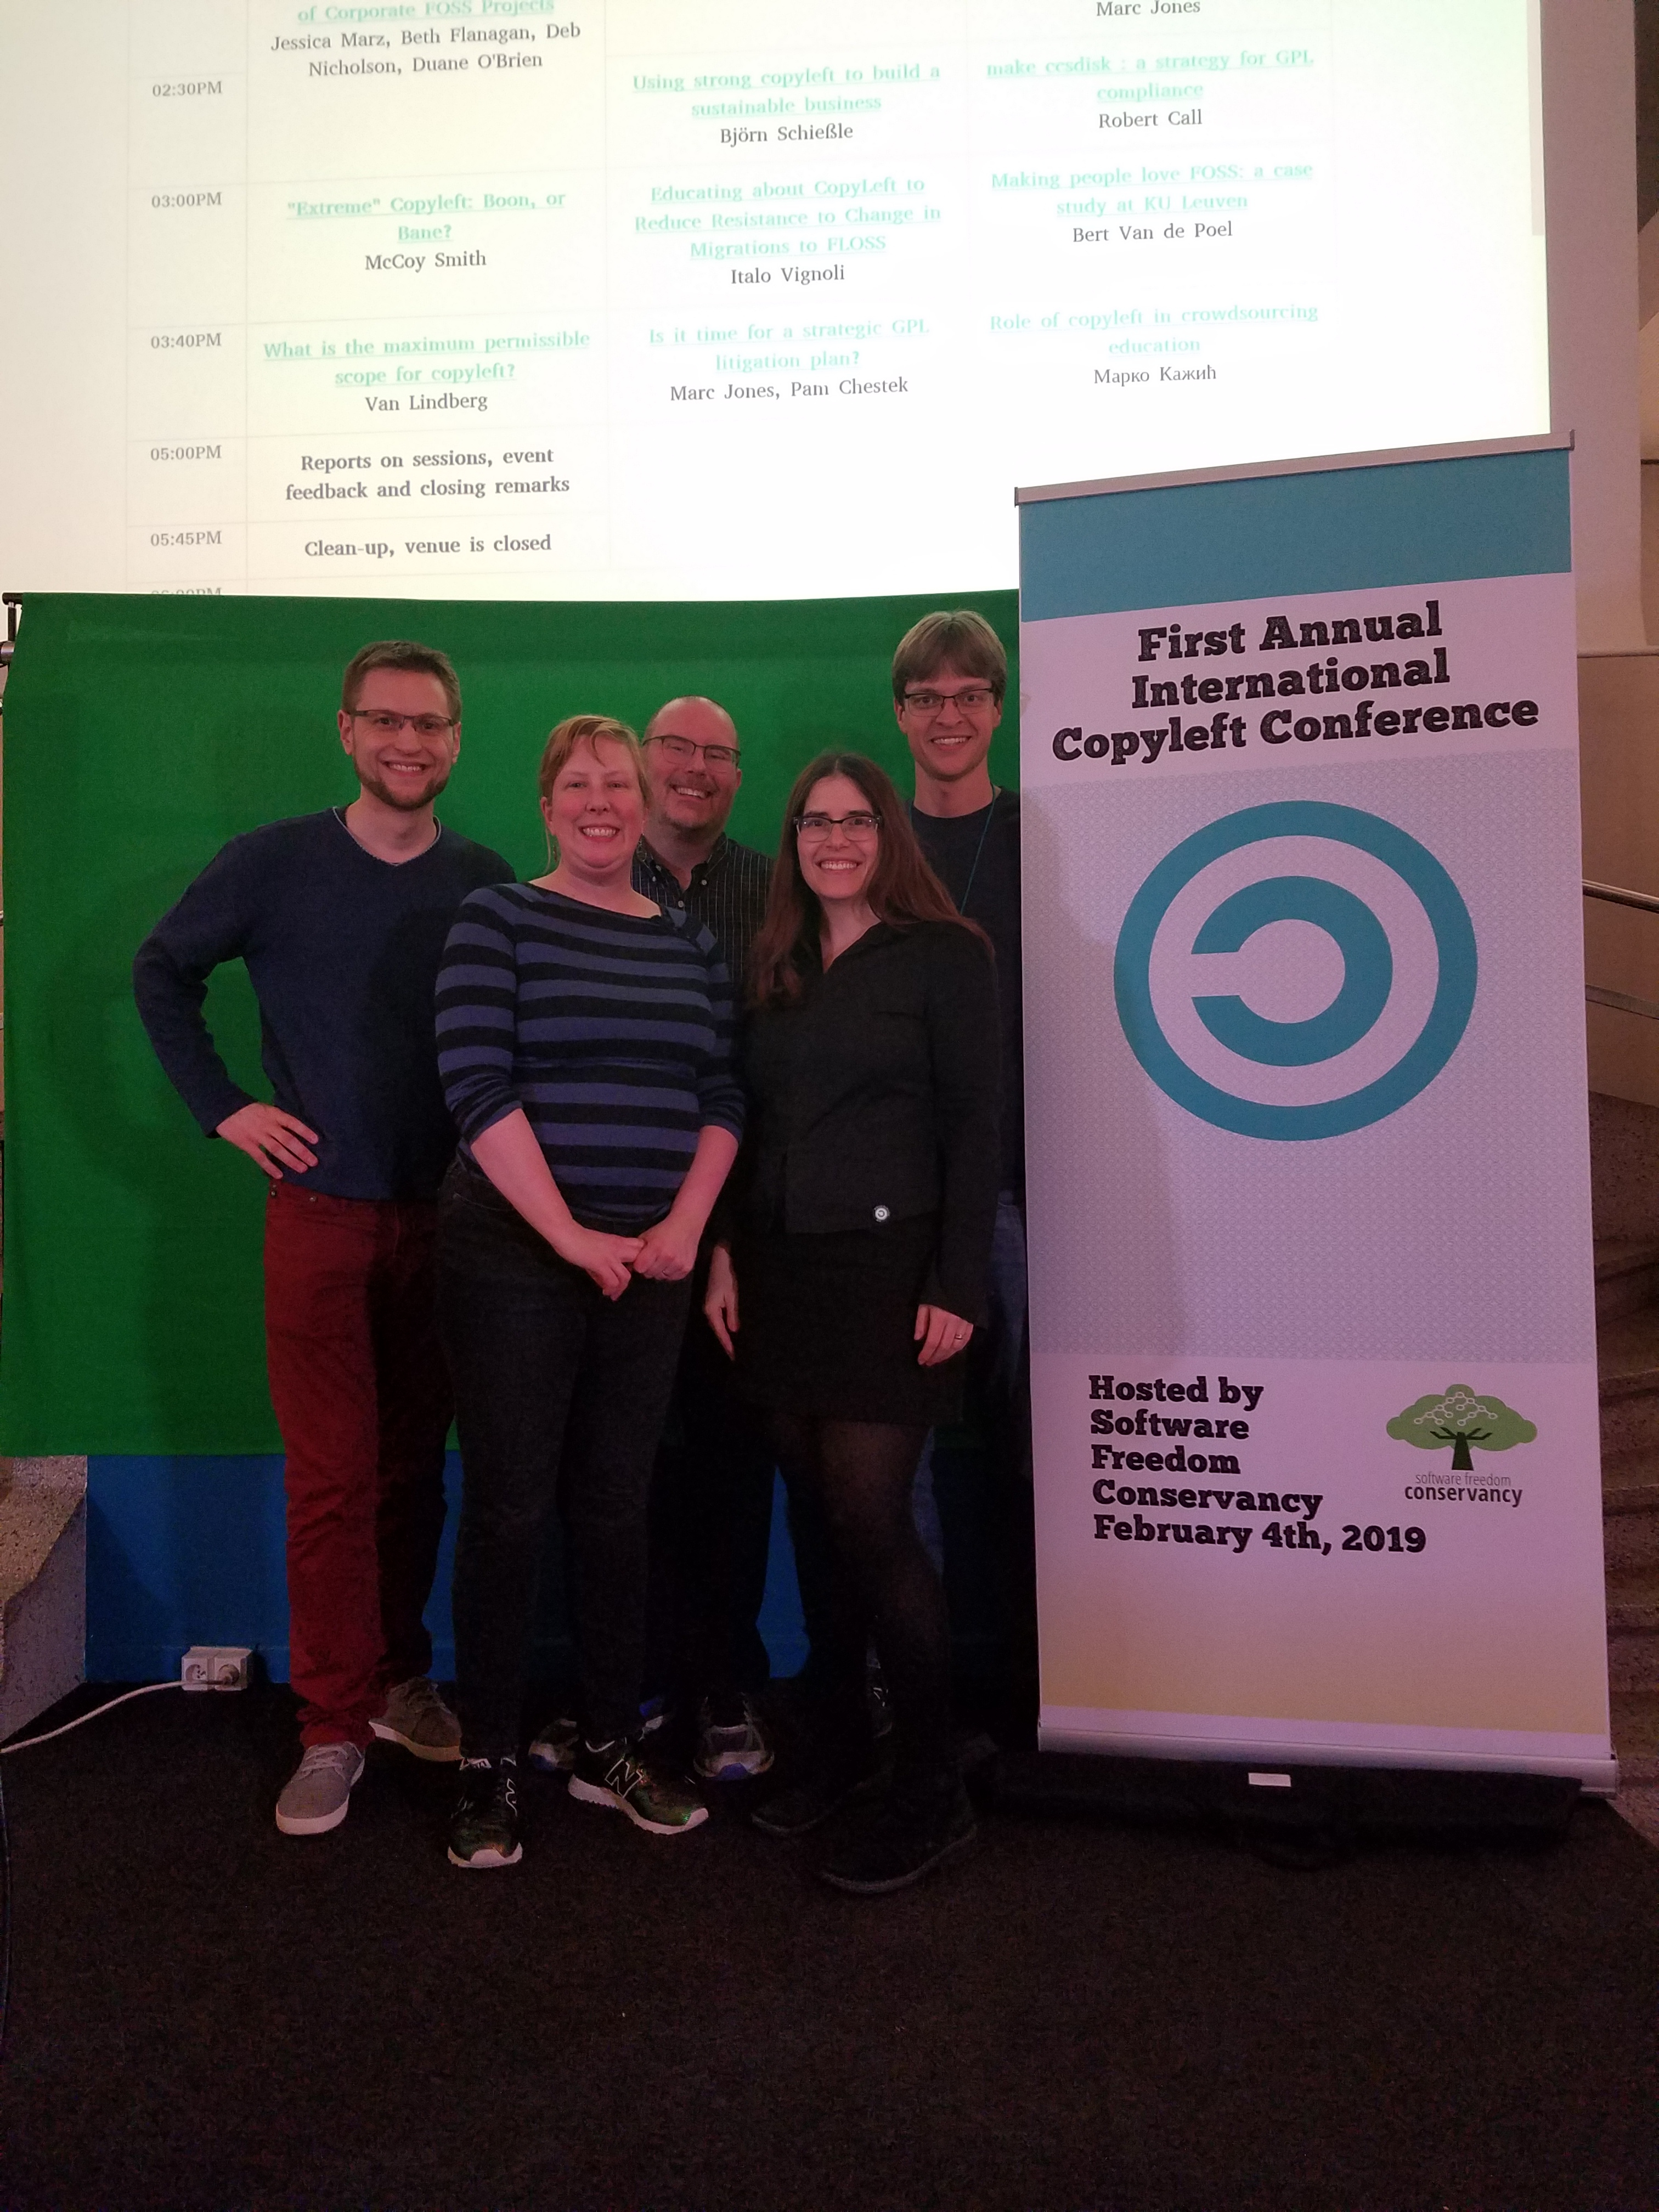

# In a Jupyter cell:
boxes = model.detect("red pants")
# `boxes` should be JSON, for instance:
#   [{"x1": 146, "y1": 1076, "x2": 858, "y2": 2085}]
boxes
[{"x1": 264, "y1": 1184, "x2": 453, "y2": 1747}]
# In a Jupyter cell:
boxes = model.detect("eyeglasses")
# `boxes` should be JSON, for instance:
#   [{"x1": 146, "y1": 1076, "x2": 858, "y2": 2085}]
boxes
[
  {"x1": 901, "y1": 687, "x2": 996, "y2": 715},
  {"x1": 645, "y1": 732, "x2": 741, "y2": 769},
  {"x1": 351, "y1": 710, "x2": 457, "y2": 738},
  {"x1": 795, "y1": 810, "x2": 881, "y2": 839}
]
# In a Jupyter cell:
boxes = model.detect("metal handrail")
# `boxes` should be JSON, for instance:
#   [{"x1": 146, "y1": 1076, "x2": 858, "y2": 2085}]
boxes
[
  {"x1": 1588, "y1": 984, "x2": 1659, "y2": 1023},
  {"x1": 1585, "y1": 878, "x2": 1659, "y2": 916},
  {"x1": 1584, "y1": 882, "x2": 1659, "y2": 1018}
]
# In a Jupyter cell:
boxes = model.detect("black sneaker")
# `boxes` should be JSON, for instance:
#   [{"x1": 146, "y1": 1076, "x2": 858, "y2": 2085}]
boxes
[
  {"x1": 751, "y1": 1750, "x2": 885, "y2": 1839},
  {"x1": 819, "y1": 1776, "x2": 978, "y2": 1894},
  {"x1": 568, "y1": 1737, "x2": 709, "y2": 1835},
  {"x1": 447, "y1": 1756, "x2": 523, "y2": 1869}
]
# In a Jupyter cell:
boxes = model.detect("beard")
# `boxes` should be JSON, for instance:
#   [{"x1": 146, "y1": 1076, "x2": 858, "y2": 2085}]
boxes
[{"x1": 355, "y1": 759, "x2": 453, "y2": 811}]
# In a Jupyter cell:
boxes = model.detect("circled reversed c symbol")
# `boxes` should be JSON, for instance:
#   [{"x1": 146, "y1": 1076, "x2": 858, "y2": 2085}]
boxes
[
  {"x1": 1113, "y1": 799, "x2": 1477, "y2": 1141},
  {"x1": 1190, "y1": 874, "x2": 1393, "y2": 1068}
]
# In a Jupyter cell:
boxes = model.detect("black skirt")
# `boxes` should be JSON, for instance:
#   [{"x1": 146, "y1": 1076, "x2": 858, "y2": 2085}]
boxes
[{"x1": 733, "y1": 1212, "x2": 966, "y2": 1427}]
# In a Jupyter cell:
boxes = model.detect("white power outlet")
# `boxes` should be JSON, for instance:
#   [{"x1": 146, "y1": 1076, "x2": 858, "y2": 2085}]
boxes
[{"x1": 181, "y1": 1645, "x2": 252, "y2": 1692}]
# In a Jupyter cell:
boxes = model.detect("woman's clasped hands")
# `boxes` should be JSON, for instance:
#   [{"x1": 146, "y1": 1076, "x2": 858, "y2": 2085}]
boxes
[
  {"x1": 548, "y1": 1208, "x2": 707, "y2": 1300},
  {"x1": 546, "y1": 1220, "x2": 642, "y2": 1301}
]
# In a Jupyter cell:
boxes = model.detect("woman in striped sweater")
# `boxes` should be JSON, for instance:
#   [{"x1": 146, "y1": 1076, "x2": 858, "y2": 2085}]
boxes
[{"x1": 433, "y1": 714, "x2": 744, "y2": 1869}]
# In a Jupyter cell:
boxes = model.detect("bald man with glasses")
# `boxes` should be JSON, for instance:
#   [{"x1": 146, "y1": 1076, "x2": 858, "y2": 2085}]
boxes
[{"x1": 528, "y1": 695, "x2": 779, "y2": 1786}]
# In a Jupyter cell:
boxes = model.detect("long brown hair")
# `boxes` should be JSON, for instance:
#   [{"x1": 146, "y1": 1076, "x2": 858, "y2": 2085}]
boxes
[{"x1": 748, "y1": 751, "x2": 985, "y2": 1008}]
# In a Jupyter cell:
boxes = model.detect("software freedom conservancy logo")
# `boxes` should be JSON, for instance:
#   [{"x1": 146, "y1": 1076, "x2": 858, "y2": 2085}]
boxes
[{"x1": 1113, "y1": 800, "x2": 1477, "y2": 1140}]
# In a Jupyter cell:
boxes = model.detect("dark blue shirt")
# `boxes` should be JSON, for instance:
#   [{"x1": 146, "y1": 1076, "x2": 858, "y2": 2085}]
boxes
[
  {"x1": 133, "y1": 809, "x2": 514, "y2": 1201},
  {"x1": 911, "y1": 789, "x2": 1024, "y2": 1194},
  {"x1": 435, "y1": 882, "x2": 745, "y2": 1233}
]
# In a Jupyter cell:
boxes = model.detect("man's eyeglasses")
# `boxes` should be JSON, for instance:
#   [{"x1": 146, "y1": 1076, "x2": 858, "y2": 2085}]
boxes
[
  {"x1": 795, "y1": 810, "x2": 881, "y2": 839},
  {"x1": 646, "y1": 732, "x2": 741, "y2": 770},
  {"x1": 351, "y1": 710, "x2": 457, "y2": 738},
  {"x1": 901, "y1": 686, "x2": 996, "y2": 716}
]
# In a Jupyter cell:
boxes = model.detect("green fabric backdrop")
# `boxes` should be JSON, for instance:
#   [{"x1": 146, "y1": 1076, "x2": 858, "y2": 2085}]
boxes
[{"x1": 0, "y1": 588, "x2": 1018, "y2": 1453}]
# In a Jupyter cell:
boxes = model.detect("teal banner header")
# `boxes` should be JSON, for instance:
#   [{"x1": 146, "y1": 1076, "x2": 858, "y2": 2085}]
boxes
[{"x1": 1019, "y1": 448, "x2": 1572, "y2": 623}]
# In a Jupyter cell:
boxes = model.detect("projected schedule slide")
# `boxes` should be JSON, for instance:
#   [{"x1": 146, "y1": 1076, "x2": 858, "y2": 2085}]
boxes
[{"x1": 10, "y1": 0, "x2": 1546, "y2": 599}]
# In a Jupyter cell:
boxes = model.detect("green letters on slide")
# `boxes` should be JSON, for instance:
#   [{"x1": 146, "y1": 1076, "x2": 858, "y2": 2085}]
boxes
[{"x1": 0, "y1": 589, "x2": 1017, "y2": 1452}]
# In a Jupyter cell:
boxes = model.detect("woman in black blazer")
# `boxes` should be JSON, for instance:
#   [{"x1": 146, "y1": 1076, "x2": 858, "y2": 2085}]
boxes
[{"x1": 705, "y1": 749, "x2": 1000, "y2": 1893}]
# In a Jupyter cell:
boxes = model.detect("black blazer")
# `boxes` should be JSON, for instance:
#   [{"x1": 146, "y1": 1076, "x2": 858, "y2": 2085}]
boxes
[{"x1": 735, "y1": 919, "x2": 1001, "y2": 1320}]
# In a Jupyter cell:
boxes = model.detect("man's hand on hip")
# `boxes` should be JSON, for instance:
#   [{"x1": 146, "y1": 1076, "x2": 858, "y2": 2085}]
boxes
[{"x1": 216, "y1": 1102, "x2": 320, "y2": 1179}]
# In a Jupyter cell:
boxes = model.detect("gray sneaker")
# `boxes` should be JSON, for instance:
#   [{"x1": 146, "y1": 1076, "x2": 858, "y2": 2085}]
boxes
[
  {"x1": 371, "y1": 1677, "x2": 462, "y2": 1763},
  {"x1": 527, "y1": 1714, "x2": 581, "y2": 1774},
  {"x1": 695, "y1": 1694, "x2": 775, "y2": 1781},
  {"x1": 275, "y1": 1742, "x2": 366, "y2": 1835}
]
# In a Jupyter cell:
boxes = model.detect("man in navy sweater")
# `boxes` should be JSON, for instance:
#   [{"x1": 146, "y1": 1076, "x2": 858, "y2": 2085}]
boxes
[{"x1": 134, "y1": 641, "x2": 513, "y2": 1836}]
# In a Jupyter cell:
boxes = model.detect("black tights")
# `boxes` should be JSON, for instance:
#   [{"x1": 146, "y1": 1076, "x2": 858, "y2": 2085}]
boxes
[{"x1": 773, "y1": 1414, "x2": 954, "y2": 1786}]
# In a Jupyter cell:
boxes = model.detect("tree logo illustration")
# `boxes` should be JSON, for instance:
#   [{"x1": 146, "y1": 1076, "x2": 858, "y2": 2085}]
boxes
[{"x1": 1386, "y1": 1385, "x2": 1537, "y2": 1472}]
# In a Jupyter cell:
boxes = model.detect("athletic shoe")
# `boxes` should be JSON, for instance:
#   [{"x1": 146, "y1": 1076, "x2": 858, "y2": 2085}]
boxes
[
  {"x1": 568, "y1": 1736, "x2": 709, "y2": 1835},
  {"x1": 750, "y1": 1752, "x2": 884, "y2": 1839},
  {"x1": 694, "y1": 1693, "x2": 774, "y2": 1781},
  {"x1": 867, "y1": 1655, "x2": 894, "y2": 1741},
  {"x1": 371, "y1": 1676, "x2": 462, "y2": 1763},
  {"x1": 447, "y1": 1756, "x2": 523, "y2": 1868},
  {"x1": 527, "y1": 1714, "x2": 582, "y2": 1774},
  {"x1": 274, "y1": 1741, "x2": 365, "y2": 1836},
  {"x1": 819, "y1": 1776, "x2": 978, "y2": 1895}
]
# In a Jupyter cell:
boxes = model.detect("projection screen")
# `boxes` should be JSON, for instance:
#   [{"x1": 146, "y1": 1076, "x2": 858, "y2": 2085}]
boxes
[{"x1": 0, "y1": 0, "x2": 1548, "y2": 601}]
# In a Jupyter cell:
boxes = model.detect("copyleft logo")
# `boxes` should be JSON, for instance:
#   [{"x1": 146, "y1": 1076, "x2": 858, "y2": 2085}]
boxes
[{"x1": 1113, "y1": 800, "x2": 1477, "y2": 1140}]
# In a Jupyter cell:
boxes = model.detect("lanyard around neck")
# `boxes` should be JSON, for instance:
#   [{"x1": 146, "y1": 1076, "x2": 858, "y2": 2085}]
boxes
[{"x1": 914, "y1": 789, "x2": 998, "y2": 917}]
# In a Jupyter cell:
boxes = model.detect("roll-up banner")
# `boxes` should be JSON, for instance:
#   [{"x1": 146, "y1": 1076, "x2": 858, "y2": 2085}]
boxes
[{"x1": 1017, "y1": 437, "x2": 1614, "y2": 1791}]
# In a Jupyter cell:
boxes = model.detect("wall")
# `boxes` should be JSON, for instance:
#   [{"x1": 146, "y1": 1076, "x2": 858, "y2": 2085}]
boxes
[{"x1": 1582, "y1": 651, "x2": 1659, "y2": 1107}]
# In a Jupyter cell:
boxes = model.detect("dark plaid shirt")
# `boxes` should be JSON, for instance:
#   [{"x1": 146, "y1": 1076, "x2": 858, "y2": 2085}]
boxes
[{"x1": 632, "y1": 832, "x2": 774, "y2": 994}]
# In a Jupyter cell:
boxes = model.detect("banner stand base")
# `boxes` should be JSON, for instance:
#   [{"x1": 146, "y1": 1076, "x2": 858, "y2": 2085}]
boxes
[{"x1": 984, "y1": 1750, "x2": 1585, "y2": 1870}]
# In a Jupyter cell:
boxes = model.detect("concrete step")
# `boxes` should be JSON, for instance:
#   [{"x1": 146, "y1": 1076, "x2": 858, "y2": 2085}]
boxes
[
  {"x1": 1606, "y1": 1566, "x2": 1659, "y2": 1633},
  {"x1": 1589, "y1": 1093, "x2": 1659, "y2": 1251},
  {"x1": 1607, "y1": 1566, "x2": 1659, "y2": 1692},
  {"x1": 1611, "y1": 1690, "x2": 1659, "y2": 1786},
  {"x1": 1608, "y1": 1633, "x2": 1659, "y2": 1695},
  {"x1": 1595, "y1": 1238, "x2": 1659, "y2": 1325},
  {"x1": 1606, "y1": 1512, "x2": 1659, "y2": 1575},
  {"x1": 1602, "y1": 1443, "x2": 1659, "y2": 1508},
  {"x1": 1602, "y1": 1448, "x2": 1659, "y2": 1571},
  {"x1": 0, "y1": 1457, "x2": 87, "y2": 1742},
  {"x1": 1598, "y1": 1308, "x2": 1659, "y2": 1454}
]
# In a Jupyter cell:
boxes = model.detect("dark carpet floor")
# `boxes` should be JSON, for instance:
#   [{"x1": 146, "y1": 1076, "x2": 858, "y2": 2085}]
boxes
[{"x1": 2, "y1": 1684, "x2": 1657, "y2": 2212}]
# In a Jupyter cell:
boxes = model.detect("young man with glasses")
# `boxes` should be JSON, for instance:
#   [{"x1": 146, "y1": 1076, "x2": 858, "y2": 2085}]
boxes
[
  {"x1": 134, "y1": 640, "x2": 512, "y2": 1836},
  {"x1": 892, "y1": 610, "x2": 1037, "y2": 1740},
  {"x1": 613, "y1": 696, "x2": 778, "y2": 1782}
]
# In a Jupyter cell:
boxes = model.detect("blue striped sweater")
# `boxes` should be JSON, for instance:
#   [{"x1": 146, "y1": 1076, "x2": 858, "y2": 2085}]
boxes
[{"x1": 436, "y1": 882, "x2": 745, "y2": 1232}]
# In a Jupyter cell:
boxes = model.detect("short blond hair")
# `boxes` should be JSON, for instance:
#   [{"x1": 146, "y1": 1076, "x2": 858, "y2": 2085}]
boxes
[{"x1": 537, "y1": 713, "x2": 650, "y2": 808}]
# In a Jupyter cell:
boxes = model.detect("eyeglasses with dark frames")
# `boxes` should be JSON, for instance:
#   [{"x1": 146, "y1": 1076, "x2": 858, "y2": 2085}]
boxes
[
  {"x1": 350, "y1": 709, "x2": 457, "y2": 738},
  {"x1": 901, "y1": 686, "x2": 997, "y2": 716},
  {"x1": 795, "y1": 810, "x2": 882, "y2": 839},
  {"x1": 645, "y1": 732, "x2": 741, "y2": 769}
]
